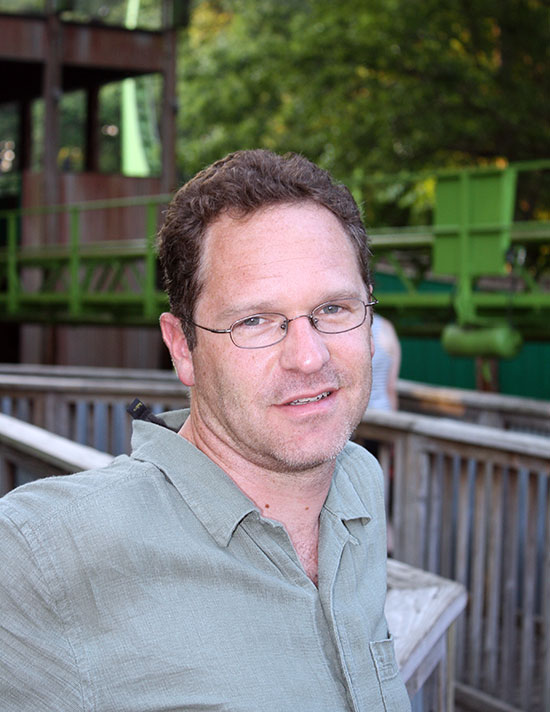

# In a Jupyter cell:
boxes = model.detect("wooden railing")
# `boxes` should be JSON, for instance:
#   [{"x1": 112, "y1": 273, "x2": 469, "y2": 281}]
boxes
[
  {"x1": 398, "y1": 379, "x2": 550, "y2": 437},
  {"x1": 0, "y1": 365, "x2": 190, "y2": 455},
  {"x1": 356, "y1": 411, "x2": 549, "y2": 712},
  {"x1": 0, "y1": 364, "x2": 548, "y2": 710},
  {"x1": 1, "y1": 363, "x2": 548, "y2": 452},
  {"x1": 0, "y1": 412, "x2": 112, "y2": 494}
]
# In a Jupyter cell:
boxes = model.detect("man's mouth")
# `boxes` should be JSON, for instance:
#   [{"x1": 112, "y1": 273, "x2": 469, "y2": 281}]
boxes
[{"x1": 287, "y1": 391, "x2": 332, "y2": 406}]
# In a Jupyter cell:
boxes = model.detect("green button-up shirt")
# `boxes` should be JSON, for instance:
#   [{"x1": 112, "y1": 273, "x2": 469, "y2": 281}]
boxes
[{"x1": 0, "y1": 410, "x2": 410, "y2": 711}]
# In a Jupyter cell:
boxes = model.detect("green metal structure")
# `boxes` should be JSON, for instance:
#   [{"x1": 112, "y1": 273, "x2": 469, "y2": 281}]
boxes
[
  {"x1": 1, "y1": 160, "x2": 549, "y2": 358},
  {"x1": 368, "y1": 159, "x2": 550, "y2": 356}
]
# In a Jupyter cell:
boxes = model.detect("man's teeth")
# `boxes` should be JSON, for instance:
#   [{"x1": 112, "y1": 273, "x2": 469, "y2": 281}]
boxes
[{"x1": 289, "y1": 391, "x2": 331, "y2": 406}]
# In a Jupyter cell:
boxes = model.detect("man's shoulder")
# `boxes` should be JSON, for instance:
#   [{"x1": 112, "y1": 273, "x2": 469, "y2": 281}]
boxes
[{"x1": 0, "y1": 454, "x2": 162, "y2": 534}]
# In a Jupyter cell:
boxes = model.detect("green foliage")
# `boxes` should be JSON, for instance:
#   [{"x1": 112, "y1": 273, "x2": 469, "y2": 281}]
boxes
[{"x1": 177, "y1": 0, "x2": 550, "y2": 223}]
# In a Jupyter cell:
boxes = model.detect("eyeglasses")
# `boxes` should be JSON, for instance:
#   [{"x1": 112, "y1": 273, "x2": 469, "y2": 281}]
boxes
[{"x1": 191, "y1": 297, "x2": 378, "y2": 349}]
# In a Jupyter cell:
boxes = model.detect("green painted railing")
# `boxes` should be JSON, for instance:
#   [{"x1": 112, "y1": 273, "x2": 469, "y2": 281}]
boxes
[
  {"x1": 1, "y1": 161, "x2": 549, "y2": 352},
  {"x1": 0, "y1": 193, "x2": 171, "y2": 325}
]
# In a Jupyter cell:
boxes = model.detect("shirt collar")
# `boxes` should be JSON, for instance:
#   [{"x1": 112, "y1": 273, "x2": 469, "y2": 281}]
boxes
[
  {"x1": 130, "y1": 409, "x2": 257, "y2": 547},
  {"x1": 129, "y1": 409, "x2": 370, "y2": 546},
  {"x1": 324, "y1": 444, "x2": 372, "y2": 523}
]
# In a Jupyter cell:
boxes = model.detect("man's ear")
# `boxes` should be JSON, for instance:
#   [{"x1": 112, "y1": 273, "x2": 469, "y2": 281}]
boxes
[{"x1": 159, "y1": 313, "x2": 195, "y2": 387}]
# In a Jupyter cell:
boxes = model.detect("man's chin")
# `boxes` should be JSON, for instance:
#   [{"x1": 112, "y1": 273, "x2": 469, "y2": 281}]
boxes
[{"x1": 257, "y1": 435, "x2": 352, "y2": 475}]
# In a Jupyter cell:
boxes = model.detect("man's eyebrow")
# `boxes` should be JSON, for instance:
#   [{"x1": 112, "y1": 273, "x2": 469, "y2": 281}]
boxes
[
  {"x1": 217, "y1": 292, "x2": 364, "y2": 321},
  {"x1": 217, "y1": 302, "x2": 281, "y2": 321}
]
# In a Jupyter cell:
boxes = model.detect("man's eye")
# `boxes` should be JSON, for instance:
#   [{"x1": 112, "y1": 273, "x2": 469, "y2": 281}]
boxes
[
  {"x1": 320, "y1": 304, "x2": 344, "y2": 315},
  {"x1": 238, "y1": 315, "x2": 269, "y2": 328}
]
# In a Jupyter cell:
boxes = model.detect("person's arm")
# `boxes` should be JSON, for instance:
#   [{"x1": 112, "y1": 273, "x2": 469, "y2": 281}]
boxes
[{"x1": 0, "y1": 508, "x2": 81, "y2": 711}]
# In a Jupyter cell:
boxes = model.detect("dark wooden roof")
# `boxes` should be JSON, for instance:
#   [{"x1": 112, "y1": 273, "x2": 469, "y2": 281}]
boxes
[{"x1": 1, "y1": 12, "x2": 168, "y2": 104}]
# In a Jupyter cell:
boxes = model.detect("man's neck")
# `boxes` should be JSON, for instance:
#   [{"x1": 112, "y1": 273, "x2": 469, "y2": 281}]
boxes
[{"x1": 180, "y1": 416, "x2": 334, "y2": 585}]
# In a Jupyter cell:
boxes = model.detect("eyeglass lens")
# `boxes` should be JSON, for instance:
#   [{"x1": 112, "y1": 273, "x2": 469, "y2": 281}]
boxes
[{"x1": 230, "y1": 298, "x2": 369, "y2": 348}]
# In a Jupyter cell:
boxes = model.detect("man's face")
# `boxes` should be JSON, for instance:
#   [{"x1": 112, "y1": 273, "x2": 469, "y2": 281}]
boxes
[{"x1": 182, "y1": 201, "x2": 373, "y2": 473}]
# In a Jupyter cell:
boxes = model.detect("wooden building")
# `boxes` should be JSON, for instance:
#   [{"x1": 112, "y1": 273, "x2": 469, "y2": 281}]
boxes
[{"x1": 0, "y1": 1, "x2": 185, "y2": 367}]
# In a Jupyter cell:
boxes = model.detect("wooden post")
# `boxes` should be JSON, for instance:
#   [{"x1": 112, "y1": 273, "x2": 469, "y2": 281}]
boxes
[
  {"x1": 43, "y1": 7, "x2": 62, "y2": 225},
  {"x1": 446, "y1": 622, "x2": 456, "y2": 712},
  {"x1": 160, "y1": 2, "x2": 177, "y2": 193},
  {"x1": 475, "y1": 357, "x2": 500, "y2": 393},
  {"x1": 85, "y1": 86, "x2": 100, "y2": 173},
  {"x1": 18, "y1": 99, "x2": 32, "y2": 171}
]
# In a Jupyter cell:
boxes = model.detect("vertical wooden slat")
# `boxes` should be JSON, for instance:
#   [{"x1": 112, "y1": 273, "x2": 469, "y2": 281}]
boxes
[
  {"x1": 107, "y1": 402, "x2": 114, "y2": 455},
  {"x1": 0, "y1": 451, "x2": 17, "y2": 496},
  {"x1": 75, "y1": 400, "x2": 88, "y2": 445},
  {"x1": 468, "y1": 459, "x2": 490, "y2": 688},
  {"x1": 16, "y1": 397, "x2": 30, "y2": 422},
  {"x1": 44, "y1": 392, "x2": 56, "y2": 434},
  {"x1": 416, "y1": 448, "x2": 431, "y2": 570},
  {"x1": 92, "y1": 401, "x2": 109, "y2": 452},
  {"x1": 446, "y1": 623, "x2": 457, "y2": 712},
  {"x1": 378, "y1": 441, "x2": 392, "y2": 516},
  {"x1": 454, "y1": 455, "x2": 471, "y2": 681},
  {"x1": 113, "y1": 402, "x2": 128, "y2": 456},
  {"x1": 0, "y1": 396, "x2": 13, "y2": 416},
  {"x1": 402, "y1": 437, "x2": 430, "y2": 569},
  {"x1": 56, "y1": 395, "x2": 71, "y2": 441},
  {"x1": 402, "y1": 434, "x2": 419, "y2": 565},
  {"x1": 392, "y1": 435, "x2": 407, "y2": 562},
  {"x1": 377, "y1": 440, "x2": 393, "y2": 552},
  {"x1": 500, "y1": 468, "x2": 520, "y2": 703},
  {"x1": 519, "y1": 470, "x2": 538, "y2": 709},
  {"x1": 427, "y1": 450, "x2": 442, "y2": 574},
  {"x1": 67, "y1": 400, "x2": 77, "y2": 442},
  {"x1": 484, "y1": 464, "x2": 504, "y2": 692},
  {"x1": 440, "y1": 454, "x2": 455, "y2": 580},
  {"x1": 436, "y1": 634, "x2": 448, "y2": 712}
]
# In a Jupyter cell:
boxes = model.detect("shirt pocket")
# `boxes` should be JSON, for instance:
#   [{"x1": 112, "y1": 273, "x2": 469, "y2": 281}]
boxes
[{"x1": 369, "y1": 634, "x2": 411, "y2": 711}]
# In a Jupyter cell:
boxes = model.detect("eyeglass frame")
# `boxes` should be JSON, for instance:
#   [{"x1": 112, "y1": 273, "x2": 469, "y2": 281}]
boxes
[{"x1": 189, "y1": 296, "x2": 379, "y2": 349}]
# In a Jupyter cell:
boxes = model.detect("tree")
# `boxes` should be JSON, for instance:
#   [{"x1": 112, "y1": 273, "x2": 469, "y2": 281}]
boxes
[{"x1": 177, "y1": 0, "x2": 550, "y2": 218}]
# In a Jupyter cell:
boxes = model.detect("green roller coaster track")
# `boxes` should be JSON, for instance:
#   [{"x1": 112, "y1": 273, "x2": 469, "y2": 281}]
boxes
[{"x1": 1, "y1": 160, "x2": 549, "y2": 358}]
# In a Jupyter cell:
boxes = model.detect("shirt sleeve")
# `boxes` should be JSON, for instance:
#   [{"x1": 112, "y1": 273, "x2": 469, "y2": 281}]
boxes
[{"x1": 0, "y1": 506, "x2": 83, "y2": 711}]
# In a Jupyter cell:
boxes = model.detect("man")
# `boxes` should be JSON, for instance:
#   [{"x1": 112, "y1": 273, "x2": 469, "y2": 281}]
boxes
[{"x1": 0, "y1": 150, "x2": 410, "y2": 711}]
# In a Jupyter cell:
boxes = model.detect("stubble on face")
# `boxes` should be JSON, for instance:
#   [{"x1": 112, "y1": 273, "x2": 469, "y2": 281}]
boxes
[{"x1": 190, "y1": 339, "x2": 372, "y2": 476}]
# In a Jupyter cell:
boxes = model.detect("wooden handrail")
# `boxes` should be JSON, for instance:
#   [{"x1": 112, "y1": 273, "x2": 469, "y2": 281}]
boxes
[
  {"x1": 358, "y1": 409, "x2": 549, "y2": 461},
  {"x1": 0, "y1": 412, "x2": 113, "y2": 474}
]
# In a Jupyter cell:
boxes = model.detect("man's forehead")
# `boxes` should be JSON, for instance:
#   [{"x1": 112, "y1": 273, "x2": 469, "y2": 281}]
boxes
[
  {"x1": 206, "y1": 200, "x2": 321, "y2": 232},
  {"x1": 195, "y1": 201, "x2": 364, "y2": 309},
  {"x1": 202, "y1": 200, "x2": 347, "y2": 255}
]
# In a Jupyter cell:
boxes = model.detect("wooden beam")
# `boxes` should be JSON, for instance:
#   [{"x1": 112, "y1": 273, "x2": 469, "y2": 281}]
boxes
[
  {"x1": 42, "y1": 11, "x2": 62, "y2": 218},
  {"x1": 18, "y1": 99, "x2": 32, "y2": 171},
  {"x1": 0, "y1": 412, "x2": 112, "y2": 475},
  {"x1": 85, "y1": 85, "x2": 100, "y2": 173},
  {"x1": 160, "y1": 27, "x2": 177, "y2": 193},
  {"x1": 454, "y1": 682, "x2": 523, "y2": 712}
]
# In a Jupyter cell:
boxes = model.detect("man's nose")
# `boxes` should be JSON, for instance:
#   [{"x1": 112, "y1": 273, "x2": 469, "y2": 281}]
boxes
[{"x1": 278, "y1": 315, "x2": 330, "y2": 373}]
